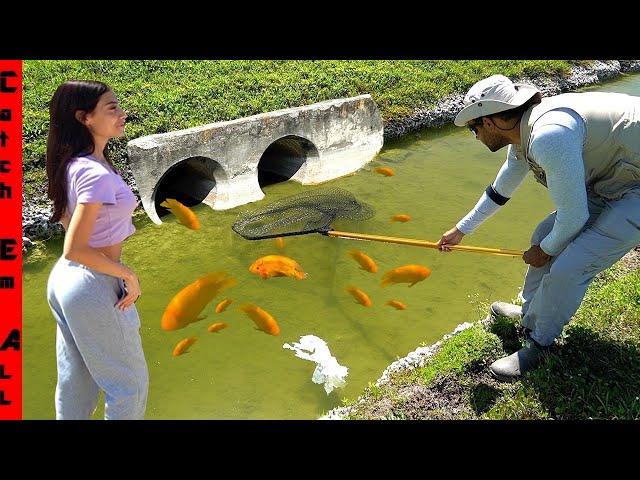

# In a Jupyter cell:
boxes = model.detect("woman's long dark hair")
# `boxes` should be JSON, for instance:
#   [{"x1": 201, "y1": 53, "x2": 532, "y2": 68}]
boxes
[{"x1": 46, "y1": 80, "x2": 113, "y2": 223}]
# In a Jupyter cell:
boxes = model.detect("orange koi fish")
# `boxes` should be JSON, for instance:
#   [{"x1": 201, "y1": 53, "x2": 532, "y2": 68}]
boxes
[
  {"x1": 375, "y1": 167, "x2": 395, "y2": 177},
  {"x1": 386, "y1": 300, "x2": 407, "y2": 310},
  {"x1": 381, "y1": 264, "x2": 431, "y2": 287},
  {"x1": 346, "y1": 286, "x2": 372, "y2": 307},
  {"x1": 160, "y1": 198, "x2": 201, "y2": 230},
  {"x1": 347, "y1": 249, "x2": 378, "y2": 273},
  {"x1": 249, "y1": 255, "x2": 307, "y2": 280},
  {"x1": 238, "y1": 304, "x2": 281, "y2": 336},
  {"x1": 161, "y1": 272, "x2": 237, "y2": 331},
  {"x1": 207, "y1": 322, "x2": 229, "y2": 333},
  {"x1": 215, "y1": 298, "x2": 233, "y2": 313},
  {"x1": 172, "y1": 337, "x2": 198, "y2": 356},
  {"x1": 275, "y1": 237, "x2": 286, "y2": 250},
  {"x1": 391, "y1": 214, "x2": 411, "y2": 222}
]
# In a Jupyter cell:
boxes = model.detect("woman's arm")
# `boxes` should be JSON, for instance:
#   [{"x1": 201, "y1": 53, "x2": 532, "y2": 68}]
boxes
[
  {"x1": 63, "y1": 202, "x2": 140, "y2": 310},
  {"x1": 60, "y1": 211, "x2": 71, "y2": 231}
]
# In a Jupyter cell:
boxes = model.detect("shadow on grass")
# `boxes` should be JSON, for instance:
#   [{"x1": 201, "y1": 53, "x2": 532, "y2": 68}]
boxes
[
  {"x1": 522, "y1": 324, "x2": 640, "y2": 419},
  {"x1": 469, "y1": 382, "x2": 502, "y2": 415},
  {"x1": 488, "y1": 315, "x2": 525, "y2": 354},
  {"x1": 489, "y1": 316, "x2": 640, "y2": 419}
]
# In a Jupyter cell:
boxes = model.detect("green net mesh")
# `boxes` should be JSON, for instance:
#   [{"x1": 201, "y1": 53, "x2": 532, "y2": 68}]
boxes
[{"x1": 232, "y1": 188, "x2": 375, "y2": 240}]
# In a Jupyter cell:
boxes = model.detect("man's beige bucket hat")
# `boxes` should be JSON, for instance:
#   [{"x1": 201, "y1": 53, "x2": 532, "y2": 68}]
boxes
[{"x1": 454, "y1": 74, "x2": 541, "y2": 127}]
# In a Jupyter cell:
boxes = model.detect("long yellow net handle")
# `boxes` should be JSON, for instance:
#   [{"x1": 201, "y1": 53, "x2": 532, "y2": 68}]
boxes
[{"x1": 327, "y1": 230, "x2": 524, "y2": 258}]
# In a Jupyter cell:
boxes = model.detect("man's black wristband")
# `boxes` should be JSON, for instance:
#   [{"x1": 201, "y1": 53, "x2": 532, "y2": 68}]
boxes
[{"x1": 485, "y1": 185, "x2": 510, "y2": 206}]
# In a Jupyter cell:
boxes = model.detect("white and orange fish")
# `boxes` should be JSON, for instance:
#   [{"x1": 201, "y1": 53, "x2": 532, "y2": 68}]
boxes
[
  {"x1": 160, "y1": 198, "x2": 201, "y2": 230},
  {"x1": 346, "y1": 286, "x2": 372, "y2": 307},
  {"x1": 215, "y1": 298, "x2": 233, "y2": 314},
  {"x1": 381, "y1": 264, "x2": 431, "y2": 287},
  {"x1": 249, "y1": 255, "x2": 307, "y2": 280},
  {"x1": 391, "y1": 214, "x2": 411, "y2": 222},
  {"x1": 207, "y1": 322, "x2": 229, "y2": 333},
  {"x1": 172, "y1": 337, "x2": 198, "y2": 356},
  {"x1": 375, "y1": 167, "x2": 395, "y2": 177},
  {"x1": 386, "y1": 300, "x2": 407, "y2": 310},
  {"x1": 238, "y1": 304, "x2": 281, "y2": 336},
  {"x1": 161, "y1": 272, "x2": 237, "y2": 331},
  {"x1": 347, "y1": 249, "x2": 378, "y2": 273}
]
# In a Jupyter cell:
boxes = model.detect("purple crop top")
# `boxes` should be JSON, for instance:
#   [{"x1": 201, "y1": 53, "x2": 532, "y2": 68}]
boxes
[{"x1": 65, "y1": 155, "x2": 137, "y2": 248}]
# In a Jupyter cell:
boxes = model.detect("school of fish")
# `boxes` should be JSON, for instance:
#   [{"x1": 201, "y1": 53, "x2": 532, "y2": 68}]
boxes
[{"x1": 159, "y1": 175, "x2": 432, "y2": 364}]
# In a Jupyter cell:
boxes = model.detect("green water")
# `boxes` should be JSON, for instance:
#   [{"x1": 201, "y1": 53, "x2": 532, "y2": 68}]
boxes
[{"x1": 23, "y1": 73, "x2": 640, "y2": 419}]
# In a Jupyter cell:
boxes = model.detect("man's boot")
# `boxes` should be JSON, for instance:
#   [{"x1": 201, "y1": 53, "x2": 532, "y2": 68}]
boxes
[
  {"x1": 489, "y1": 339, "x2": 547, "y2": 382},
  {"x1": 490, "y1": 301, "x2": 522, "y2": 320},
  {"x1": 489, "y1": 301, "x2": 532, "y2": 339}
]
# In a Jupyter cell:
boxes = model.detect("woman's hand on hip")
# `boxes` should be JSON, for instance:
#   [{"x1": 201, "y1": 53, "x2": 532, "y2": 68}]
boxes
[{"x1": 116, "y1": 269, "x2": 142, "y2": 311}]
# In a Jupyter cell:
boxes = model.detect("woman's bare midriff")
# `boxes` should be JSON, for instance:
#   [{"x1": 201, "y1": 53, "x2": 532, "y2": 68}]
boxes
[
  {"x1": 96, "y1": 243, "x2": 123, "y2": 263},
  {"x1": 61, "y1": 216, "x2": 123, "y2": 262}
]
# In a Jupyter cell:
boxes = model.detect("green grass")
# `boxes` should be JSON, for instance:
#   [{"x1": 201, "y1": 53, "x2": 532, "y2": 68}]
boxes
[
  {"x1": 418, "y1": 324, "x2": 503, "y2": 385},
  {"x1": 340, "y1": 258, "x2": 640, "y2": 420},
  {"x1": 23, "y1": 60, "x2": 573, "y2": 173},
  {"x1": 483, "y1": 388, "x2": 550, "y2": 420}
]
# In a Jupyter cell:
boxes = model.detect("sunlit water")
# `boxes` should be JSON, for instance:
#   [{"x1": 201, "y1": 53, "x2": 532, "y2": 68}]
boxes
[{"x1": 23, "y1": 73, "x2": 640, "y2": 419}]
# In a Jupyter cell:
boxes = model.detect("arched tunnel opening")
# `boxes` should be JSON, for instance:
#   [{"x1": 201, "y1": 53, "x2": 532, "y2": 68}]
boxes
[
  {"x1": 258, "y1": 135, "x2": 319, "y2": 187},
  {"x1": 154, "y1": 156, "x2": 219, "y2": 218}
]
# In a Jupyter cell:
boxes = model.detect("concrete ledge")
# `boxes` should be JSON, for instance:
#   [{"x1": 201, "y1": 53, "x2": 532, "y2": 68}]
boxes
[{"x1": 127, "y1": 95, "x2": 383, "y2": 224}]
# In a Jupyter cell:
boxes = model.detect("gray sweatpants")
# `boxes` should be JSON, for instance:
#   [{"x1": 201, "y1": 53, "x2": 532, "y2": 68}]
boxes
[
  {"x1": 521, "y1": 189, "x2": 640, "y2": 346},
  {"x1": 47, "y1": 258, "x2": 149, "y2": 419}
]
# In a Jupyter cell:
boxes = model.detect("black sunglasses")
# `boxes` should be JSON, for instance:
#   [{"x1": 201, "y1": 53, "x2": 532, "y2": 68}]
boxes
[{"x1": 467, "y1": 117, "x2": 484, "y2": 134}]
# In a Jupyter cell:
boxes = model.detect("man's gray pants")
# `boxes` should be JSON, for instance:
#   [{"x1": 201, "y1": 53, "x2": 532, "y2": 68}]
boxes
[
  {"x1": 521, "y1": 189, "x2": 640, "y2": 346},
  {"x1": 47, "y1": 258, "x2": 149, "y2": 419}
]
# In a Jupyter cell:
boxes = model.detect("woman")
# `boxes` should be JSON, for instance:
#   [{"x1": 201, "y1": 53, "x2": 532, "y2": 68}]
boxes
[{"x1": 45, "y1": 80, "x2": 148, "y2": 420}]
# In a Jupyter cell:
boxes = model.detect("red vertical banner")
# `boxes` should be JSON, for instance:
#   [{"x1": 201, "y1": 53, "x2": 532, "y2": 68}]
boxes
[{"x1": 0, "y1": 60, "x2": 22, "y2": 420}]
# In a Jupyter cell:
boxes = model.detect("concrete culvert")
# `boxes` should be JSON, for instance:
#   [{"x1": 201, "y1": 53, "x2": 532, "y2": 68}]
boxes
[
  {"x1": 127, "y1": 95, "x2": 384, "y2": 224},
  {"x1": 258, "y1": 135, "x2": 319, "y2": 187},
  {"x1": 154, "y1": 156, "x2": 219, "y2": 218}
]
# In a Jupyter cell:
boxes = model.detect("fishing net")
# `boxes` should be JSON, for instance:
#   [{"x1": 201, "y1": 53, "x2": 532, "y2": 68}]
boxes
[{"x1": 232, "y1": 188, "x2": 375, "y2": 240}]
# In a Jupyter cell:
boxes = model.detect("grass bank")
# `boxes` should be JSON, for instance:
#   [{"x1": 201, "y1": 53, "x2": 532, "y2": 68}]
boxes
[
  {"x1": 23, "y1": 60, "x2": 573, "y2": 196},
  {"x1": 338, "y1": 251, "x2": 640, "y2": 420}
]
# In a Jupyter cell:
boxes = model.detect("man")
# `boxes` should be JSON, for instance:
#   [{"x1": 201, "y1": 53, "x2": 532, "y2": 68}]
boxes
[{"x1": 438, "y1": 74, "x2": 640, "y2": 382}]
